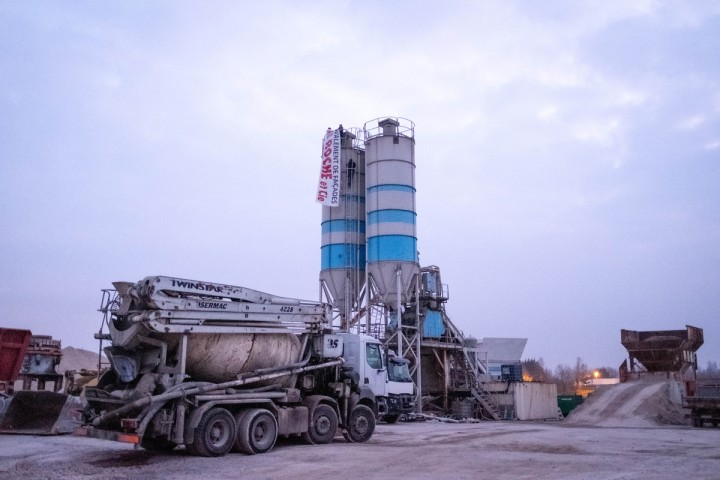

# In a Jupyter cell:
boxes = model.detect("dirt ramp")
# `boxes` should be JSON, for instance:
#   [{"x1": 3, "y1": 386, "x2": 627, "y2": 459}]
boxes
[{"x1": 564, "y1": 376, "x2": 687, "y2": 427}]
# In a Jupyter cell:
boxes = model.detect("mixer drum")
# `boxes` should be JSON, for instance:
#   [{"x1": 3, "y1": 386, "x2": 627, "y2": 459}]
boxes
[{"x1": 184, "y1": 333, "x2": 302, "y2": 385}]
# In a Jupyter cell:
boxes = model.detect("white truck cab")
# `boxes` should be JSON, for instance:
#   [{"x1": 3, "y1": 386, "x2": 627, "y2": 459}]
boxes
[{"x1": 337, "y1": 333, "x2": 415, "y2": 422}]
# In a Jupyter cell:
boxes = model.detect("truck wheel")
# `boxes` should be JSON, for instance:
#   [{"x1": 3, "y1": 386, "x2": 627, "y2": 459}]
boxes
[
  {"x1": 302, "y1": 404, "x2": 338, "y2": 445},
  {"x1": 235, "y1": 408, "x2": 278, "y2": 455},
  {"x1": 191, "y1": 407, "x2": 236, "y2": 457},
  {"x1": 343, "y1": 405, "x2": 375, "y2": 443},
  {"x1": 383, "y1": 414, "x2": 400, "y2": 424}
]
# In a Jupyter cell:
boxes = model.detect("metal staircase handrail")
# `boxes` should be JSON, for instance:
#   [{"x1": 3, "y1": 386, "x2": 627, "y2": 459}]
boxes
[{"x1": 440, "y1": 308, "x2": 502, "y2": 420}]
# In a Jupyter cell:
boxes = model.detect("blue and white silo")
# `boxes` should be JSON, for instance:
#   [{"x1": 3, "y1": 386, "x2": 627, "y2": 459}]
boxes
[
  {"x1": 364, "y1": 117, "x2": 419, "y2": 306},
  {"x1": 319, "y1": 127, "x2": 366, "y2": 324}
]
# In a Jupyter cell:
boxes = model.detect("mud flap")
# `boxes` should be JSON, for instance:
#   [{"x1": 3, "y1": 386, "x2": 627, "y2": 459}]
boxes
[{"x1": 0, "y1": 391, "x2": 83, "y2": 435}]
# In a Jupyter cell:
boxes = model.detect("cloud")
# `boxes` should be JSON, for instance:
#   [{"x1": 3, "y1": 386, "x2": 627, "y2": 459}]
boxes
[
  {"x1": 1, "y1": 0, "x2": 719, "y2": 368},
  {"x1": 676, "y1": 115, "x2": 706, "y2": 130},
  {"x1": 572, "y1": 118, "x2": 621, "y2": 144},
  {"x1": 704, "y1": 140, "x2": 720, "y2": 150},
  {"x1": 537, "y1": 105, "x2": 559, "y2": 120}
]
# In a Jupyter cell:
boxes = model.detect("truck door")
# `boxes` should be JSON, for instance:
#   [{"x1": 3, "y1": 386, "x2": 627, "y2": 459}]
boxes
[{"x1": 362, "y1": 341, "x2": 388, "y2": 398}]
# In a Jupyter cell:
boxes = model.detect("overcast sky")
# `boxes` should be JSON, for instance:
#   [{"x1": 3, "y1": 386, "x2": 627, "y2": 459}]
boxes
[{"x1": 1, "y1": 1, "x2": 718, "y2": 371}]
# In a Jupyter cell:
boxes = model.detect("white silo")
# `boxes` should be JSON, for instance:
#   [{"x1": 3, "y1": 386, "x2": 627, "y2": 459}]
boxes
[{"x1": 319, "y1": 127, "x2": 366, "y2": 329}]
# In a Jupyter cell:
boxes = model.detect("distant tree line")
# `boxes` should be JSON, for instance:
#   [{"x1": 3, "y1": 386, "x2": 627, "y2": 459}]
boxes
[
  {"x1": 697, "y1": 361, "x2": 719, "y2": 379},
  {"x1": 522, "y1": 357, "x2": 619, "y2": 394},
  {"x1": 524, "y1": 358, "x2": 720, "y2": 391}
]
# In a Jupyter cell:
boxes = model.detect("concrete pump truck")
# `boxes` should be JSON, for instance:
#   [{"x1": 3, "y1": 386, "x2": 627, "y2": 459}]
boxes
[{"x1": 78, "y1": 275, "x2": 397, "y2": 457}]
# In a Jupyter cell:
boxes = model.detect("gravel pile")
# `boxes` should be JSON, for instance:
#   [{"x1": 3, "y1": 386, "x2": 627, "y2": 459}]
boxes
[
  {"x1": 57, "y1": 347, "x2": 104, "y2": 374},
  {"x1": 564, "y1": 375, "x2": 687, "y2": 427}
]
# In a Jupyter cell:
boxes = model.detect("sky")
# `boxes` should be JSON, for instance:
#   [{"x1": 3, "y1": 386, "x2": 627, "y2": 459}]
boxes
[{"x1": 1, "y1": 1, "x2": 719, "y2": 372}]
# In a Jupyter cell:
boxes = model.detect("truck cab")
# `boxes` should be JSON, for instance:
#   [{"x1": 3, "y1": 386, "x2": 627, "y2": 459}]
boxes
[
  {"x1": 385, "y1": 353, "x2": 414, "y2": 423},
  {"x1": 337, "y1": 333, "x2": 415, "y2": 423}
]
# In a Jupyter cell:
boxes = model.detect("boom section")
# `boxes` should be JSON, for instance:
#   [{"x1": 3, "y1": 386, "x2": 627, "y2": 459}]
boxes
[{"x1": 110, "y1": 275, "x2": 330, "y2": 334}]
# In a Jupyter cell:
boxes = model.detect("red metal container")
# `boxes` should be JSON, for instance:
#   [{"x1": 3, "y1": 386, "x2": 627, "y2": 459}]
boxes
[{"x1": 0, "y1": 328, "x2": 32, "y2": 391}]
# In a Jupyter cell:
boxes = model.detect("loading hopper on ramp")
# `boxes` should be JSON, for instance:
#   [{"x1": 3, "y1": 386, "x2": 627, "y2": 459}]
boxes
[{"x1": 621, "y1": 325, "x2": 703, "y2": 373}]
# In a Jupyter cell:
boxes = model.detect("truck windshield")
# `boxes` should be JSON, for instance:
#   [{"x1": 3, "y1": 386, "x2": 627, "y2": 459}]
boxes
[{"x1": 387, "y1": 358, "x2": 412, "y2": 382}]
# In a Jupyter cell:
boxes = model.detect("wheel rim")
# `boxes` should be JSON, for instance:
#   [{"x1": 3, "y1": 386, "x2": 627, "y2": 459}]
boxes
[
  {"x1": 253, "y1": 423, "x2": 267, "y2": 441},
  {"x1": 315, "y1": 415, "x2": 332, "y2": 436},
  {"x1": 209, "y1": 419, "x2": 231, "y2": 446},
  {"x1": 352, "y1": 415, "x2": 369, "y2": 435},
  {"x1": 252, "y1": 416, "x2": 275, "y2": 450}
]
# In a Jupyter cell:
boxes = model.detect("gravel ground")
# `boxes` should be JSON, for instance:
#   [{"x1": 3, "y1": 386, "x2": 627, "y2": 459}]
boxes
[
  {"x1": 2, "y1": 376, "x2": 717, "y2": 480},
  {"x1": 0, "y1": 420, "x2": 718, "y2": 480}
]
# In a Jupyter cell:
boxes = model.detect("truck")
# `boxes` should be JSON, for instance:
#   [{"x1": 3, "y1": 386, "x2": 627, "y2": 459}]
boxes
[
  {"x1": 77, "y1": 276, "x2": 394, "y2": 456},
  {"x1": 684, "y1": 381, "x2": 720, "y2": 428},
  {"x1": 384, "y1": 353, "x2": 415, "y2": 422},
  {"x1": 337, "y1": 335, "x2": 415, "y2": 423}
]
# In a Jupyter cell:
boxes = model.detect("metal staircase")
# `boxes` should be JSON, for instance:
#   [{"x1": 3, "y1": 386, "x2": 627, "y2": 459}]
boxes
[
  {"x1": 459, "y1": 349, "x2": 501, "y2": 420},
  {"x1": 443, "y1": 310, "x2": 502, "y2": 420}
]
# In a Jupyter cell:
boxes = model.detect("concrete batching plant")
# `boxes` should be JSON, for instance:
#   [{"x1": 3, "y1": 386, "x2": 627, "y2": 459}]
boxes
[
  {"x1": 317, "y1": 118, "x2": 529, "y2": 420},
  {"x1": 318, "y1": 118, "x2": 418, "y2": 336}
]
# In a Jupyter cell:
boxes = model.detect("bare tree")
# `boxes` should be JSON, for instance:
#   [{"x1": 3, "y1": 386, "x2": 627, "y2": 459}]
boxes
[
  {"x1": 574, "y1": 357, "x2": 588, "y2": 390},
  {"x1": 555, "y1": 364, "x2": 574, "y2": 394},
  {"x1": 522, "y1": 358, "x2": 551, "y2": 382},
  {"x1": 697, "y1": 360, "x2": 720, "y2": 379}
]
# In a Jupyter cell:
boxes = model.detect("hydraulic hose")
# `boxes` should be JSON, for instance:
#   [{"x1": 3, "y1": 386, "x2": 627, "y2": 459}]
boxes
[{"x1": 92, "y1": 358, "x2": 342, "y2": 427}]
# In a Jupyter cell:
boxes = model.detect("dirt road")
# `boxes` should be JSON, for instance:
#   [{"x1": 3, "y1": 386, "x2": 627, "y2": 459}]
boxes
[{"x1": 1, "y1": 420, "x2": 718, "y2": 480}]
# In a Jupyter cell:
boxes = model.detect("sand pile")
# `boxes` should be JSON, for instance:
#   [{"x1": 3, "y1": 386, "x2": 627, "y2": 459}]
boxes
[
  {"x1": 564, "y1": 375, "x2": 687, "y2": 427},
  {"x1": 57, "y1": 347, "x2": 104, "y2": 374}
]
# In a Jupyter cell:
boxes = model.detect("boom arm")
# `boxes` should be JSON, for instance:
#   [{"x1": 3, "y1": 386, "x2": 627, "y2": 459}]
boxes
[{"x1": 109, "y1": 276, "x2": 330, "y2": 335}]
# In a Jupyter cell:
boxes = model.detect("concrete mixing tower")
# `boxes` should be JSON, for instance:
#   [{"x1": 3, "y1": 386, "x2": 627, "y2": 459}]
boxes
[
  {"x1": 317, "y1": 118, "x2": 419, "y2": 333},
  {"x1": 363, "y1": 117, "x2": 420, "y2": 361},
  {"x1": 364, "y1": 118, "x2": 419, "y2": 305},
  {"x1": 318, "y1": 117, "x2": 422, "y2": 397}
]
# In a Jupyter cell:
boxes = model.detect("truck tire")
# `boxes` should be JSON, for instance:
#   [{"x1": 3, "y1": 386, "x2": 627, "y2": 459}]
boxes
[
  {"x1": 191, "y1": 407, "x2": 236, "y2": 457},
  {"x1": 343, "y1": 405, "x2": 375, "y2": 443},
  {"x1": 231, "y1": 410, "x2": 250, "y2": 453},
  {"x1": 302, "y1": 404, "x2": 338, "y2": 445},
  {"x1": 235, "y1": 408, "x2": 278, "y2": 455}
]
